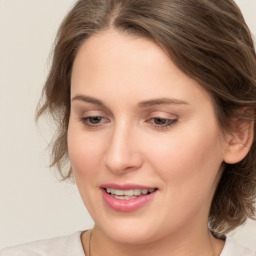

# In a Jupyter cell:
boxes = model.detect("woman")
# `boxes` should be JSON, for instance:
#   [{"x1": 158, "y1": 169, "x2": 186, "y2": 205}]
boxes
[{"x1": 1, "y1": 0, "x2": 256, "y2": 255}]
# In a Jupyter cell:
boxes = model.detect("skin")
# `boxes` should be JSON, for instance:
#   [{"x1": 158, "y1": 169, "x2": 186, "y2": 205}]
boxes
[{"x1": 67, "y1": 29, "x2": 246, "y2": 256}]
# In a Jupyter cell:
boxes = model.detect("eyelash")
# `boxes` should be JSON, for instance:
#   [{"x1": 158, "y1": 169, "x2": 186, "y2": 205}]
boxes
[
  {"x1": 147, "y1": 117, "x2": 178, "y2": 130},
  {"x1": 80, "y1": 116, "x2": 178, "y2": 130},
  {"x1": 80, "y1": 116, "x2": 109, "y2": 128}
]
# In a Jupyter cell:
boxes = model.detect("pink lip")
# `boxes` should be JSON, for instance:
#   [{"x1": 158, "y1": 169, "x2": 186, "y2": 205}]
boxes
[
  {"x1": 101, "y1": 184, "x2": 158, "y2": 212},
  {"x1": 101, "y1": 183, "x2": 155, "y2": 190}
]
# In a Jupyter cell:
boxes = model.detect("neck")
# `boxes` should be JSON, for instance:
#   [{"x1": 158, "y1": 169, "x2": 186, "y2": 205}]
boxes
[{"x1": 82, "y1": 225, "x2": 224, "y2": 256}]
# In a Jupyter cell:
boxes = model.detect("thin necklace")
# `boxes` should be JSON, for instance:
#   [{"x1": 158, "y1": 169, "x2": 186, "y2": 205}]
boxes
[{"x1": 88, "y1": 229, "x2": 93, "y2": 256}]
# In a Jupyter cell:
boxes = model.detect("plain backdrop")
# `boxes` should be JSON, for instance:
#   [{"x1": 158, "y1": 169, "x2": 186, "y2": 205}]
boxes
[{"x1": 0, "y1": 0, "x2": 256, "y2": 250}]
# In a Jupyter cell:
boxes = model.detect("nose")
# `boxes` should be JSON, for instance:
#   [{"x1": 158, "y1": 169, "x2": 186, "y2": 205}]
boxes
[{"x1": 104, "y1": 124, "x2": 143, "y2": 174}]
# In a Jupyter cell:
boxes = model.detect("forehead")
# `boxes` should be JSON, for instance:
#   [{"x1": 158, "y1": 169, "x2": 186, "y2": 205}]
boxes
[
  {"x1": 71, "y1": 29, "x2": 214, "y2": 109},
  {"x1": 71, "y1": 29, "x2": 172, "y2": 80}
]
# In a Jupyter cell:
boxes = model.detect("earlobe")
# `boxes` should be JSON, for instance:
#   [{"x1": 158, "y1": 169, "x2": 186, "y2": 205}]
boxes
[{"x1": 224, "y1": 118, "x2": 254, "y2": 164}]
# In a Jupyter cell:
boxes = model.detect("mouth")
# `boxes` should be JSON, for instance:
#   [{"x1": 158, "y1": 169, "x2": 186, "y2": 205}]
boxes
[
  {"x1": 104, "y1": 188, "x2": 157, "y2": 200},
  {"x1": 100, "y1": 185, "x2": 158, "y2": 212}
]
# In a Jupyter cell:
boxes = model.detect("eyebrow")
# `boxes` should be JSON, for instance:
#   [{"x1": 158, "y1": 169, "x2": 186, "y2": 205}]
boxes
[
  {"x1": 138, "y1": 98, "x2": 189, "y2": 108},
  {"x1": 72, "y1": 95, "x2": 105, "y2": 106},
  {"x1": 71, "y1": 94, "x2": 189, "y2": 108}
]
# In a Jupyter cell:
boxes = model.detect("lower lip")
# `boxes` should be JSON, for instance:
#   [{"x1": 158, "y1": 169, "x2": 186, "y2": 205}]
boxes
[{"x1": 101, "y1": 189, "x2": 157, "y2": 212}]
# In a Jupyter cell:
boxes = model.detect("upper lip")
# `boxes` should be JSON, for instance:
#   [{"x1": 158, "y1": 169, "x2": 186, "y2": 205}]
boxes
[{"x1": 101, "y1": 183, "x2": 157, "y2": 190}]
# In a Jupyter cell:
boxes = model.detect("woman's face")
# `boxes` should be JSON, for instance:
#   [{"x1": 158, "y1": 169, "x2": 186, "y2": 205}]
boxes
[{"x1": 68, "y1": 30, "x2": 229, "y2": 243}]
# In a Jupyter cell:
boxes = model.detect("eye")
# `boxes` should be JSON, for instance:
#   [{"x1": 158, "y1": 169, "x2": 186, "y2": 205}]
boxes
[
  {"x1": 80, "y1": 116, "x2": 109, "y2": 127},
  {"x1": 153, "y1": 118, "x2": 173, "y2": 125},
  {"x1": 148, "y1": 117, "x2": 178, "y2": 130}
]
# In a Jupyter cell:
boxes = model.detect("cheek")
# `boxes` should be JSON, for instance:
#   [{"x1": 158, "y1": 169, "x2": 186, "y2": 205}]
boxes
[
  {"x1": 67, "y1": 125, "x2": 107, "y2": 212},
  {"x1": 146, "y1": 125, "x2": 224, "y2": 191},
  {"x1": 67, "y1": 125, "x2": 103, "y2": 179},
  {"x1": 145, "y1": 127, "x2": 225, "y2": 225}
]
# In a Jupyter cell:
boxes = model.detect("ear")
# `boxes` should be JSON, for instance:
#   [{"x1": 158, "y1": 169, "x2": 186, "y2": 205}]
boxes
[{"x1": 224, "y1": 114, "x2": 254, "y2": 164}]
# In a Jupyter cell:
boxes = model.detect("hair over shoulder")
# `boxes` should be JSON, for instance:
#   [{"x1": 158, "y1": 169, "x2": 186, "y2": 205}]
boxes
[{"x1": 37, "y1": 0, "x2": 256, "y2": 234}]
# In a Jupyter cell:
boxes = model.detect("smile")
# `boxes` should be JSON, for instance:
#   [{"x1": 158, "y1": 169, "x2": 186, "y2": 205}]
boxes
[
  {"x1": 105, "y1": 188, "x2": 156, "y2": 199},
  {"x1": 101, "y1": 185, "x2": 158, "y2": 212}
]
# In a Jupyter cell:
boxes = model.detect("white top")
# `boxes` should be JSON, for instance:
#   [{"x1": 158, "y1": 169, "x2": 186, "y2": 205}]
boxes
[{"x1": 0, "y1": 232, "x2": 255, "y2": 256}]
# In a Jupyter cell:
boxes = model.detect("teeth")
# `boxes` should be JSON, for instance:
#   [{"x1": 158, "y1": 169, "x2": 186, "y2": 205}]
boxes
[
  {"x1": 142, "y1": 189, "x2": 148, "y2": 195},
  {"x1": 115, "y1": 189, "x2": 124, "y2": 196},
  {"x1": 113, "y1": 195, "x2": 136, "y2": 200},
  {"x1": 133, "y1": 189, "x2": 141, "y2": 196},
  {"x1": 124, "y1": 190, "x2": 134, "y2": 196},
  {"x1": 105, "y1": 188, "x2": 156, "y2": 197}
]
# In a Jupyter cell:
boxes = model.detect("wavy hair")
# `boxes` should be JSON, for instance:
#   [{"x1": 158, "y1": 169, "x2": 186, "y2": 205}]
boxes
[{"x1": 37, "y1": 0, "x2": 256, "y2": 234}]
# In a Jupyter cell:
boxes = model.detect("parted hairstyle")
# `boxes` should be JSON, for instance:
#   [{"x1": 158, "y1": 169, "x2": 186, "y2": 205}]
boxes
[{"x1": 37, "y1": 0, "x2": 256, "y2": 234}]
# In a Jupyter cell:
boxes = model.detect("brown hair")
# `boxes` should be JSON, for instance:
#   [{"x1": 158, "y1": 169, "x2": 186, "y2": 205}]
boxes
[{"x1": 37, "y1": 0, "x2": 256, "y2": 234}]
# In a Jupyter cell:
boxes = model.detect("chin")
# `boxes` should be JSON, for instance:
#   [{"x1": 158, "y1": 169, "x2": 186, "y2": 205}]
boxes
[
  {"x1": 108, "y1": 229, "x2": 157, "y2": 245},
  {"x1": 95, "y1": 217, "x2": 164, "y2": 245}
]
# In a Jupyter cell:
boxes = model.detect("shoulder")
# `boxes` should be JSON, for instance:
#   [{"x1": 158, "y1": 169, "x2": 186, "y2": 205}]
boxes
[
  {"x1": 0, "y1": 231, "x2": 85, "y2": 256},
  {"x1": 221, "y1": 236, "x2": 256, "y2": 256}
]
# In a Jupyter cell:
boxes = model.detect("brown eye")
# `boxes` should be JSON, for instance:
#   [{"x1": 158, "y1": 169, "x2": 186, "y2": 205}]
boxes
[
  {"x1": 146, "y1": 117, "x2": 178, "y2": 131},
  {"x1": 153, "y1": 118, "x2": 170, "y2": 125},
  {"x1": 81, "y1": 116, "x2": 108, "y2": 127},
  {"x1": 88, "y1": 116, "x2": 104, "y2": 124},
  {"x1": 153, "y1": 118, "x2": 177, "y2": 126}
]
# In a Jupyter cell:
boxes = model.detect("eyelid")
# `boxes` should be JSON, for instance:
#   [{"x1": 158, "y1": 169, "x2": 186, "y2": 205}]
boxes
[
  {"x1": 71, "y1": 101, "x2": 113, "y2": 119},
  {"x1": 78, "y1": 109, "x2": 111, "y2": 128},
  {"x1": 79, "y1": 108, "x2": 106, "y2": 116},
  {"x1": 146, "y1": 111, "x2": 178, "y2": 119},
  {"x1": 144, "y1": 111, "x2": 179, "y2": 130},
  {"x1": 80, "y1": 115, "x2": 110, "y2": 129},
  {"x1": 147, "y1": 117, "x2": 178, "y2": 130}
]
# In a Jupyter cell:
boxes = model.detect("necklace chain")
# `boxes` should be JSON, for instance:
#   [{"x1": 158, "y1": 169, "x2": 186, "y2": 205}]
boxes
[{"x1": 88, "y1": 229, "x2": 93, "y2": 256}]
